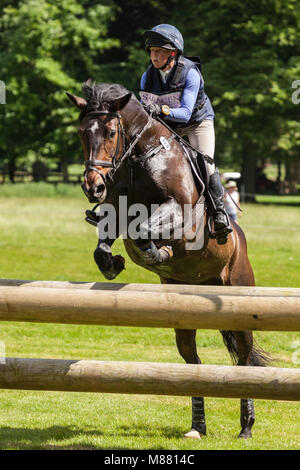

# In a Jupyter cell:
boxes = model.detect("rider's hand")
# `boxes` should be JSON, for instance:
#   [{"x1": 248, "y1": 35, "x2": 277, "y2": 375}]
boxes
[{"x1": 144, "y1": 102, "x2": 162, "y2": 117}]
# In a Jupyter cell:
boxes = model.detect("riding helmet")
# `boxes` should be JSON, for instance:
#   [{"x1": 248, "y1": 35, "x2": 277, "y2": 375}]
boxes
[{"x1": 144, "y1": 24, "x2": 184, "y2": 55}]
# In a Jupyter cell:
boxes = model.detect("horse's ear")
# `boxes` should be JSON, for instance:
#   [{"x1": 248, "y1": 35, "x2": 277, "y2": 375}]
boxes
[
  {"x1": 109, "y1": 92, "x2": 132, "y2": 113},
  {"x1": 66, "y1": 92, "x2": 87, "y2": 109}
]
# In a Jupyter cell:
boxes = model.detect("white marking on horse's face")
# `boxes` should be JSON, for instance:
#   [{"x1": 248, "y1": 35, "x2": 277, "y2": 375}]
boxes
[{"x1": 89, "y1": 121, "x2": 99, "y2": 133}]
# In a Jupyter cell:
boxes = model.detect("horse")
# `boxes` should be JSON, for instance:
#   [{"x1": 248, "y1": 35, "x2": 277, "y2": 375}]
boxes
[{"x1": 66, "y1": 80, "x2": 270, "y2": 440}]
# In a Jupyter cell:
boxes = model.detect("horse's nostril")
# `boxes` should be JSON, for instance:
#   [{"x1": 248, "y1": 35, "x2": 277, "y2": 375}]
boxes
[{"x1": 96, "y1": 184, "x2": 105, "y2": 194}]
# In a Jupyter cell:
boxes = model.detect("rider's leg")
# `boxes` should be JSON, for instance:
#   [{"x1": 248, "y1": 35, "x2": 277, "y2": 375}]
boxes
[
  {"x1": 177, "y1": 120, "x2": 231, "y2": 240},
  {"x1": 137, "y1": 197, "x2": 182, "y2": 264},
  {"x1": 208, "y1": 168, "x2": 232, "y2": 232}
]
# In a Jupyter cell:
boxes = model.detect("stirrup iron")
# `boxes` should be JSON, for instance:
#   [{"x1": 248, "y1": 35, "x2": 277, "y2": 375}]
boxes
[{"x1": 85, "y1": 203, "x2": 100, "y2": 226}]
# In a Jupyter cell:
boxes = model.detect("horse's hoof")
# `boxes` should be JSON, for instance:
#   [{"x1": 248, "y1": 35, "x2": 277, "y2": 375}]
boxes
[
  {"x1": 97, "y1": 262, "x2": 125, "y2": 281},
  {"x1": 100, "y1": 269, "x2": 118, "y2": 280},
  {"x1": 238, "y1": 429, "x2": 252, "y2": 439},
  {"x1": 94, "y1": 246, "x2": 125, "y2": 280},
  {"x1": 112, "y1": 254, "x2": 125, "y2": 272},
  {"x1": 184, "y1": 429, "x2": 202, "y2": 439}
]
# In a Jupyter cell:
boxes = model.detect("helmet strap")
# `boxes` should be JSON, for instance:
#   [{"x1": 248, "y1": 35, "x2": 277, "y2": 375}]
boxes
[{"x1": 158, "y1": 51, "x2": 176, "y2": 71}]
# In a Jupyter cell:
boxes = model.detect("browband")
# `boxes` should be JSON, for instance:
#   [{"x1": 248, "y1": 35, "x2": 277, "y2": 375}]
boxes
[{"x1": 79, "y1": 109, "x2": 118, "y2": 122}]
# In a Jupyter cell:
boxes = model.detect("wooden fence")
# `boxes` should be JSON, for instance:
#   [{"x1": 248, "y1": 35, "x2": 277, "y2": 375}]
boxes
[{"x1": 0, "y1": 279, "x2": 299, "y2": 401}]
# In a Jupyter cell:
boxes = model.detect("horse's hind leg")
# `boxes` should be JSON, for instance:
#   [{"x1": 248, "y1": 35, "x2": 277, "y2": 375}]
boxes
[
  {"x1": 175, "y1": 329, "x2": 206, "y2": 439},
  {"x1": 222, "y1": 330, "x2": 268, "y2": 438},
  {"x1": 235, "y1": 331, "x2": 256, "y2": 438}
]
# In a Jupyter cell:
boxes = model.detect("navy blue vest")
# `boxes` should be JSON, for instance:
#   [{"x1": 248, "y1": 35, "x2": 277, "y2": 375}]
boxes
[{"x1": 143, "y1": 56, "x2": 214, "y2": 126}]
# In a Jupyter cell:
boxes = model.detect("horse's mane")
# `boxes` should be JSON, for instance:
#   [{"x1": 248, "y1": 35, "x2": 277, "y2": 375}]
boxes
[{"x1": 81, "y1": 79, "x2": 132, "y2": 110}]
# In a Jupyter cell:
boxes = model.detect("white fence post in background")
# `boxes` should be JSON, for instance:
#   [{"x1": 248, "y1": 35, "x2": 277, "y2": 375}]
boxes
[{"x1": 0, "y1": 81, "x2": 6, "y2": 104}]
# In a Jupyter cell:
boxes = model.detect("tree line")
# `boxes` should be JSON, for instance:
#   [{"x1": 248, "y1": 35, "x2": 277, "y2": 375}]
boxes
[{"x1": 0, "y1": 0, "x2": 299, "y2": 198}]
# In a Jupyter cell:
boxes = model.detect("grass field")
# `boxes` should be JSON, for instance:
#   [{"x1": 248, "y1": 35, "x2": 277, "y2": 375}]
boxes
[{"x1": 0, "y1": 184, "x2": 299, "y2": 450}]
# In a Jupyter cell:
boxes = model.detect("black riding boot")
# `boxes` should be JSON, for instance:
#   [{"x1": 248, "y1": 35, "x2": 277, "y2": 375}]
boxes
[{"x1": 209, "y1": 170, "x2": 232, "y2": 244}]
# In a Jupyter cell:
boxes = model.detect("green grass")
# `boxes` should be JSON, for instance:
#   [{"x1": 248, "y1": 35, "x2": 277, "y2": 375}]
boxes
[
  {"x1": 0, "y1": 182, "x2": 81, "y2": 199},
  {"x1": 256, "y1": 194, "x2": 300, "y2": 205},
  {"x1": 0, "y1": 188, "x2": 299, "y2": 450},
  {"x1": 238, "y1": 204, "x2": 300, "y2": 287}
]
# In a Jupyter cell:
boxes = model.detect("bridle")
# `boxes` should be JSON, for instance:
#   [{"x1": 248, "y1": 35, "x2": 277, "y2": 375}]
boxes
[
  {"x1": 80, "y1": 110, "x2": 126, "y2": 191},
  {"x1": 79, "y1": 108, "x2": 153, "y2": 199}
]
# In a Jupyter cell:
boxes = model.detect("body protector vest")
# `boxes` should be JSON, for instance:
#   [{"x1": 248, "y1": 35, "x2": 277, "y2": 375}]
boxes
[{"x1": 143, "y1": 56, "x2": 214, "y2": 126}]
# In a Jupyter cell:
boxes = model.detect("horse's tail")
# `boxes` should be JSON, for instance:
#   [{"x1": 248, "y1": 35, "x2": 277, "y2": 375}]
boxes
[{"x1": 220, "y1": 330, "x2": 272, "y2": 367}]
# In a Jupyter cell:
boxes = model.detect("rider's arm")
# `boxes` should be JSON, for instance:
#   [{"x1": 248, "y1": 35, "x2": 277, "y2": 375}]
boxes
[
  {"x1": 140, "y1": 69, "x2": 201, "y2": 123},
  {"x1": 140, "y1": 73, "x2": 147, "y2": 90},
  {"x1": 167, "y1": 68, "x2": 201, "y2": 123}
]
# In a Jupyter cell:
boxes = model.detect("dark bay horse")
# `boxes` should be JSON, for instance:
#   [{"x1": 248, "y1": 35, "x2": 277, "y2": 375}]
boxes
[{"x1": 66, "y1": 81, "x2": 270, "y2": 439}]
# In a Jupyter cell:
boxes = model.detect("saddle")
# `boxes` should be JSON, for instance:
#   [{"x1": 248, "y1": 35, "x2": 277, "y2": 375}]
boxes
[{"x1": 168, "y1": 130, "x2": 231, "y2": 243}]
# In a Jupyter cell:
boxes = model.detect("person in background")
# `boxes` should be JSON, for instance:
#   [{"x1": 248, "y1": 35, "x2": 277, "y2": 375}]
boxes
[
  {"x1": 140, "y1": 23, "x2": 232, "y2": 243},
  {"x1": 224, "y1": 180, "x2": 240, "y2": 223}
]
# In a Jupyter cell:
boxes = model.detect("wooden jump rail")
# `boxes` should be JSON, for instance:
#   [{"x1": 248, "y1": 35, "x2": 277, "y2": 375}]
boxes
[
  {"x1": 1, "y1": 278, "x2": 300, "y2": 297},
  {"x1": 0, "y1": 279, "x2": 299, "y2": 401},
  {"x1": 0, "y1": 358, "x2": 299, "y2": 401},
  {"x1": 0, "y1": 280, "x2": 299, "y2": 331}
]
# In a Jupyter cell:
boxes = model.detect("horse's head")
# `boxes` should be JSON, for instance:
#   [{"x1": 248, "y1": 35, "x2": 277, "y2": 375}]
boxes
[{"x1": 66, "y1": 83, "x2": 132, "y2": 203}]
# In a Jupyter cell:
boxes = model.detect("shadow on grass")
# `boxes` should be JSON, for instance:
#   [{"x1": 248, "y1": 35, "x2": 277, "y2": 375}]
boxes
[
  {"x1": 0, "y1": 424, "x2": 185, "y2": 450},
  {"x1": 0, "y1": 425, "x2": 102, "y2": 450}
]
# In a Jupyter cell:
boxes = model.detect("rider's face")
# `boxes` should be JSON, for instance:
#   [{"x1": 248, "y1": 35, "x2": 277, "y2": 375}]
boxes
[{"x1": 150, "y1": 47, "x2": 174, "y2": 69}]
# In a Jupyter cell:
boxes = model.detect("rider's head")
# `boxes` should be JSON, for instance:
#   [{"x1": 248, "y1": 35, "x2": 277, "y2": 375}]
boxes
[{"x1": 144, "y1": 24, "x2": 184, "y2": 70}]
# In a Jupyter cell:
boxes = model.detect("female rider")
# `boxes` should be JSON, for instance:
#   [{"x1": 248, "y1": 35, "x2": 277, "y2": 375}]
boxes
[{"x1": 140, "y1": 24, "x2": 231, "y2": 243}]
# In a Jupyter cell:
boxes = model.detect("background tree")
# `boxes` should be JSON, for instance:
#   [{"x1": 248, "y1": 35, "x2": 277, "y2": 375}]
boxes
[
  {"x1": 0, "y1": 0, "x2": 119, "y2": 181},
  {"x1": 166, "y1": 0, "x2": 300, "y2": 198},
  {"x1": 0, "y1": 0, "x2": 299, "y2": 195},
  {"x1": 107, "y1": 0, "x2": 300, "y2": 198}
]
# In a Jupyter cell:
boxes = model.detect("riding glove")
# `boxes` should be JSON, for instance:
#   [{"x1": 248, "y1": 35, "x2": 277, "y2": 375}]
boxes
[{"x1": 144, "y1": 102, "x2": 162, "y2": 117}]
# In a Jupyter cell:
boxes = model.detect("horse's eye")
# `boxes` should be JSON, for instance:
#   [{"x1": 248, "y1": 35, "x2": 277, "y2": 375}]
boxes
[{"x1": 109, "y1": 130, "x2": 116, "y2": 139}]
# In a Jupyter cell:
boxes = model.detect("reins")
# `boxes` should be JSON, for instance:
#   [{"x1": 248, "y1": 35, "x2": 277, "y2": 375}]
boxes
[{"x1": 225, "y1": 189, "x2": 243, "y2": 213}]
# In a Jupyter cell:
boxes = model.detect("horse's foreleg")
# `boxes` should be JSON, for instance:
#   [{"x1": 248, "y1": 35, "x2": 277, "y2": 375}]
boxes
[
  {"x1": 138, "y1": 197, "x2": 183, "y2": 265},
  {"x1": 175, "y1": 329, "x2": 206, "y2": 439},
  {"x1": 94, "y1": 237, "x2": 125, "y2": 280},
  {"x1": 93, "y1": 202, "x2": 126, "y2": 280}
]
